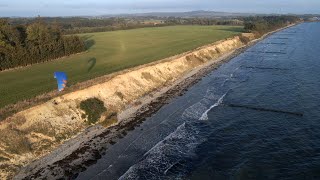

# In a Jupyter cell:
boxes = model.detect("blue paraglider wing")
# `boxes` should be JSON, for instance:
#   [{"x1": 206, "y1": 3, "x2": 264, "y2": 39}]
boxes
[{"x1": 54, "y1": 72, "x2": 68, "y2": 91}]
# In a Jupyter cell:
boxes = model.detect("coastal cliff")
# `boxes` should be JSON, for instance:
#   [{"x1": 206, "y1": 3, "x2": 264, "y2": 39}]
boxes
[{"x1": 0, "y1": 33, "x2": 255, "y2": 179}]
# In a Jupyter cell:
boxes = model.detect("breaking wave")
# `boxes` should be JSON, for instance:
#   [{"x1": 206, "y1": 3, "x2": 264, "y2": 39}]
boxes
[
  {"x1": 199, "y1": 92, "x2": 227, "y2": 121},
  {"x1": 119, "y1": 64, "x2": 248, "y2": 179},
  {"x1": 119, "y1": 91, "x2": 228, "y2": 180}
]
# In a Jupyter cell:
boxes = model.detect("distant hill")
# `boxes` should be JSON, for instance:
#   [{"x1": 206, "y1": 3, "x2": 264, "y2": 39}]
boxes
[
  {"x1": 101, "y1": 10, "x2": 257, "y2": 18},
  {"x1": 8, "y1": 11, "x2": 318, "y2": 19}
]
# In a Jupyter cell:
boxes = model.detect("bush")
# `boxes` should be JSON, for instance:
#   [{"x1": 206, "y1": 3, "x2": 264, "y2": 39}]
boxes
[
  {"x1": 80, "y1": 98, "x2": 106, "y2": 124},
  {"x1": 239, "y1": 34, "x2": 251, "y2": 44}
]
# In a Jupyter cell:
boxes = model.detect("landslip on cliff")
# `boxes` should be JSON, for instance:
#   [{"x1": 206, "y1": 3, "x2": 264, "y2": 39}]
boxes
[{"x1": 0, "y1": 32, "x2": 257, "y2": 179}]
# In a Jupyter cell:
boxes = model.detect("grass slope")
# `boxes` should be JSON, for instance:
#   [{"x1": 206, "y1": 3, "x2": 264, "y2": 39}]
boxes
[{"x1": 0, "y1": 25, "x2": 243, "y2": 109}]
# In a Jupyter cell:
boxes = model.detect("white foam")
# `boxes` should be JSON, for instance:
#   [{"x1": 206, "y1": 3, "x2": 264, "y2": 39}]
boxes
[
  {"x1": 221, "y1": 67, "x2": 240, "y2": 87},
  {"x1": 118, "y1": 68, "x2": 240, "y2": 179},
  {"x1": 119, "y1": 90, "x2": 229, "y2": 179},
  {"x1": 182, "y1": 102, "x2": 208, "y2": 120},
  {"x1": 119, "y1": 122, "x2": 190, "y2": 179},
  {"x1": 119, "y1": 118, "x2": 208, "y2": 180},
  {"x1": 204, "y1": 87, "x2": 216, "y2": 100},
  {"x1": 199, "y1": 92, "x2": 227, "y2": 121}
]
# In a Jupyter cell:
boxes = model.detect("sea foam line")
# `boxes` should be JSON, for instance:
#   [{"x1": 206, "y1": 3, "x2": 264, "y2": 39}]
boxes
[{"x1": 199, "y1": 92, "x2": 228, "y2": 121}]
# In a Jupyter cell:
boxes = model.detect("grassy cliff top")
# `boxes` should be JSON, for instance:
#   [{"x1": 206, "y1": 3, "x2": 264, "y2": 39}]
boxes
[{"x1": 0, "y1": 25, "x2": 243, "y2": 109}]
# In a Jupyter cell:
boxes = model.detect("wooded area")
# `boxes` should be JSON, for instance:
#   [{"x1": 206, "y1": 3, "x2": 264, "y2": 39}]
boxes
[
  {"x1": 244, "y1": 16, "x2": 300, "y2": 34},
  {"x1": 7, "y1": 15, "x2": 301, "y2": 36},
  {"x1": 8, "y1": 17, "x2": 244, "y2": 34},
  {"x1": 0, "y1": 19, "x2": 85, "y2": 71}
]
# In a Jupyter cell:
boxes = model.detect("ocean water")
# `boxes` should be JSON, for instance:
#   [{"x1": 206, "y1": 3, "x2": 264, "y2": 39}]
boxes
[{"x1": 77, "y1": 22, "x2": 320, "y2": 180}]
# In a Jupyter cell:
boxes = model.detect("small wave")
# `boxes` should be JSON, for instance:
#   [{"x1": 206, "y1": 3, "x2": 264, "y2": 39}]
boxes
[
  {"x1": 221, "y1": 66, "x2": 241, "y2": 87},
  {"x1": 119, "y1": 65, "x2": 246, "y2": 179},
  {"x1": 204, "y1": 87, "x2": 216, "y2": 100},
  {"x1": 119, "y1": 122, "x2": 208, "y2": 180},
  {"x1": 182, "y1": 87, "x2": 229, "y2": 121},
  {"x1": 199, "y1": 92, "x2": 227, "y2": 121},
  {"x1": 119, "y1": 91, "x2": 229, "y2": 179},
  {"x1": 182, "y1": 101, "x2": 209, "y2": 120}
]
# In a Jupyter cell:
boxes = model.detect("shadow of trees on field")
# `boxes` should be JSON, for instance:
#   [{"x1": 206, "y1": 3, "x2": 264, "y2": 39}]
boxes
[
  {"x1": 87, "y1": 57, "x2": 96, "y2": 72},
  {"x1": 82, "y1": 35, "x2": 96, "y2": 50},
  {"x1": 82, "y1": 35, "x2": 94, "y2": 41},
  {"x1": 85, "y1": 39, "x2": 96, "y2": 50}
]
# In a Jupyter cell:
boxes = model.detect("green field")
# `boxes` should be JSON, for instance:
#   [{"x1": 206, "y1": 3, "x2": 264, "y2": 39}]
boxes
[{"x1": 0, "y1": 25, "x2": 243, "y2": 109}]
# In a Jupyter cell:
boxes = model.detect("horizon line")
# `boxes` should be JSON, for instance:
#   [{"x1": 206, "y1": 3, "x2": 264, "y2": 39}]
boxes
[{"x1": 1, "y1": 10, "x2": 319, "y2": 18}]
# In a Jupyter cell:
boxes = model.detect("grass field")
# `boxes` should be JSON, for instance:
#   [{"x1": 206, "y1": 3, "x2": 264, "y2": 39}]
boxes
[{"x1": 0, "y1": 25, "x2": 243, "y2": 109}]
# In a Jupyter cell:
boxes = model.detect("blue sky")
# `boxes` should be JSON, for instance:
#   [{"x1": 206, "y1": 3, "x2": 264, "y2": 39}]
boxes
[{"x1": 0, "y1": 0, "x2": 319, "y2": 17}]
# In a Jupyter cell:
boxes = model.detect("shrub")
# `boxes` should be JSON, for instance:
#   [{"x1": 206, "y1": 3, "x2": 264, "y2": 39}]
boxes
[
  {"x1": 80, "y1": 98, "x2": 106, "y2": 124},
  {"x1": 239, "y1": 35, "x2": 251, "y2": 44}
]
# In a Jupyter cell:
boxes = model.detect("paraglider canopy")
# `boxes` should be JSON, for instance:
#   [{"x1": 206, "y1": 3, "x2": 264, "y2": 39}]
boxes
[{"x1": 54, "y1": 72, "x2": 67, "y2": 91}]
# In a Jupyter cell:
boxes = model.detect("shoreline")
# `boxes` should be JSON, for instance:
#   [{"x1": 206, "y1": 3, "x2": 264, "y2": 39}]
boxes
[
  {"x1": 14, "y1": 23, "x2": 298, "y2": 179},
  {"x1": 2, "y1": 30, "x2": 249, "y2": 180},
  {"x1": 16, "y1": 48, "x2": 247, "y2": 180}
]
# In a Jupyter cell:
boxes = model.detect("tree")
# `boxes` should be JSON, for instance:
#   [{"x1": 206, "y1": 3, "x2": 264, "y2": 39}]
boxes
[{"x1": 0, "y1": 18, "x2": 86, "y2": 71}]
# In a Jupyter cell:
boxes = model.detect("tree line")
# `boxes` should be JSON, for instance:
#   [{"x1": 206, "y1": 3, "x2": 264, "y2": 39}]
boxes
[
  {"x1": 63, "y1": 23, "x2": 168, "y2": 34},
  {"x1": 0, "y1": 19, "x2": 85, "y2": 71},
  {"x1": 243, "y1": 16, "x2": 300, "y2": 34},
  {"x1": 63, "y1": 18, "x2": 244, "y2": 34},
  {"x1": 8, "y1": 16, "x2": 245, "y2": 35},
  {"x1": 164, "y1": 18, "x2": 243, "y2": 26},
  {"x1": 9, "y1": 17, "x2": 166, "y2": 34},
  {"x1": 6, "y1": 16, "x2": 303, "y2": 36}
]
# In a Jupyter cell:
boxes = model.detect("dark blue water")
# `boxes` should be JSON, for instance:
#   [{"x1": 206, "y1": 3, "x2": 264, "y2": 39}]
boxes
[{"x1": 77, "y1": 22, "x2": 320, "y2": 180}]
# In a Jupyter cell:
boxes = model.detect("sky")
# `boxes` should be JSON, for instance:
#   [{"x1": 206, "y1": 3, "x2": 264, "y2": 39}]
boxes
[{"x1": 0, "y1": 0, "x2": 319, "y2": 17}]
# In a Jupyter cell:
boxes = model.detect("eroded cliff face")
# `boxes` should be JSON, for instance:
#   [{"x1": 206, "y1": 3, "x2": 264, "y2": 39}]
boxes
[{"x1": 0, "y1": 33, "x2": 254, "y2": 179}]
